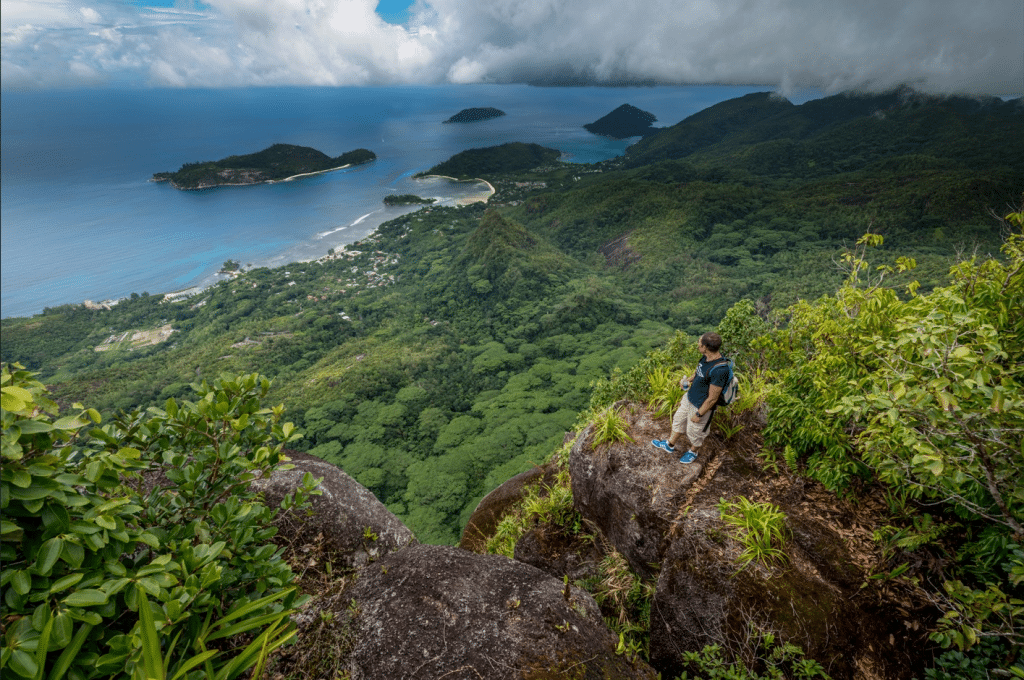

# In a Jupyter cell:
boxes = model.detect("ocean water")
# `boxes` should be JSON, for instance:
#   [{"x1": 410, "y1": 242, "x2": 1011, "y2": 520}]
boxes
[{"x1": 1, "y1": 84, "x2": 817, "y2": 318}]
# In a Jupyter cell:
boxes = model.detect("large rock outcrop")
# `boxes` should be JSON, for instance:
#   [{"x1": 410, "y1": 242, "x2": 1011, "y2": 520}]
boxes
[
  {"x1": 648, "y1": 451, "x2": 924, "y2": 679},
  {"x1": 565, "y1": 404, "x2": 932, "y2": 679},
  {"x1": 338, "y1": 544, "x2": 657, "y2": 679},
  {"x1": 253, "y1": 451, "x2": 415, "y2": 568},
  {"x1": 569, "y1": 404, "x2": 707, "y2": 578}
]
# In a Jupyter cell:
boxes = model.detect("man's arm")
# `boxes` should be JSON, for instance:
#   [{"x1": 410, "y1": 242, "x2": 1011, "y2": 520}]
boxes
[{"x1": 692, "y1": 384, "x2": 723, "y2": 420}]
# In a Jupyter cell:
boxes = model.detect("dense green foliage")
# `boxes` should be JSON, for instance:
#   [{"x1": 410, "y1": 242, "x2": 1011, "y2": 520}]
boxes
[
  {"x1": 443, "y1": 107, "x2": 506, "y2": 123},
  {"x1": 756, "y1": 229, "x2": 1023, "y2": 652},
  {"x1": 0, "y1": 366, "x2": 317, "y2": 678},
  {"x1": 152, "y1": 144, "x2": 375, "y2": 189},
  {"x1": 624, "y1": 89, "x2": 1023, "y2": 174},
  {"x1": 421, "y1": 141, "x2": 561, "y2": 178},
  {"x1": 583, "y1": 103, "x2": 658, "y2": 139},
  {"x1": 382, "y1": 194, "x2": 436, "y2": 206}
]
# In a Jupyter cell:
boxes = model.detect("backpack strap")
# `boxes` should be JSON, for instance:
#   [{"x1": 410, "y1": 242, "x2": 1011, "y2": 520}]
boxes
[
  {"x1": 701, "y1": 405, "x2": 717, "y2": 433},
  {"x1": 701, "y1": 357, "x2": 730, "y2": 433},
  {"x1": 707, "y1": 357, "x2": 730, "y2": 376}
]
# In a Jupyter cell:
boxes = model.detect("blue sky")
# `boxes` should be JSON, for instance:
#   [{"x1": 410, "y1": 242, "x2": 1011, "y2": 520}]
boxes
[
  {"x1": 2, "y1": 0, "x2": 1021, "y2": 93},
  {"x1": 374, "y1": 0, "x2": 414, "y2": 25}
]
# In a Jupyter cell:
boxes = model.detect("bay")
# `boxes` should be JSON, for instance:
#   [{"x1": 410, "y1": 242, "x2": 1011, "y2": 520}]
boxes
[{"x1": 1, "y1": 84, "x2": 819, "y2": 318}]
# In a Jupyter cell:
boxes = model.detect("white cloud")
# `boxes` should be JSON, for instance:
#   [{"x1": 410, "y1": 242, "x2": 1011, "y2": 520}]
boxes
[
  {"x1": 79, "y1": 7, "x2": 103, "y2": 24},
  {"x1": 1, "y1": 0, "x2": 1021, "y2": 94}
]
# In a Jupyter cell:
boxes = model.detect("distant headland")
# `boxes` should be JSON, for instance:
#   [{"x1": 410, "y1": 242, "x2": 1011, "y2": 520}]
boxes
[
  {"x1": 152, "y1": 143, "x2": 376, "y2": 190},
  {"x1": 583, "y1": 104, "x2": 658, "y2": 139},
  {"x1": 415, "y1": 142, "x2": 561, "y2": 180},
  {"x1": 384, "y1": 194, "x2": 437, "y2": 206},
  {"x1": 443, "y1": 107, "x2": 506, "y2": 124}
]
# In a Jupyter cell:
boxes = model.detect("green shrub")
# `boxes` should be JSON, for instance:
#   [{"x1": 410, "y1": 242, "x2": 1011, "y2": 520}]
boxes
[
  {"x1": 676, "y1": 628, "x2": 831, "y2": 680},
  {"x1": 590, "y1": 406, "x2": 635, "y2": 448},
  {"x1": 757, "y1": 228, "x2": 1024, "y2": 650},
  {"x1": 717, "y1": 497, "x2": 790, "y2": 570},
  {"x1": 0, "y1": 364, "x2": 318, "y2": 679}
]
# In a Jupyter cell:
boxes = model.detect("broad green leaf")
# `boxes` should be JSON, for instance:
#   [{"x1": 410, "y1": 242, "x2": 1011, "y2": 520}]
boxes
[
  {"x1": 136, "y1": 563, "x2": 170, "y2": 577},
  {"x1": 50, "y1": 611, "x2": 73, "y2": 649},
  {"x1": 36, "y1": 537, "x2": 63, "y2": 575},
  {"x1": 2, "y1": 394, "x2": 28, "y2": 414},
  {"x1": 103, "y1": 578, "x2": 131, "y2": 598},
  {"x1": 51, "y1": 416, "x2": 86, "y2": 431},
  {"x1": 60, "y1": 541, "x2": 85, "y2": 570},
  {"x1": 49, "y1": 572, "x2": 84, "y2": 594},
  {"x1": 14, "y1": 420, "x2": 53, "y2": 434},
  {"x1": 9, "y1": 485, "x2": 53, "y2": 501},
  {"x1": 41, "y1": 503, "x2": 71, "y2": 533},
  {"x1": 10, "y1": 469, "x2": 32, "y2": 488},
  {"x1": 64, "y1": 589, "x2": 108, "y2": 607},
  {"x1": 950, "y1": 345, "x2": 972, "y2": 359},
  {"x1": 117, "y1": 447, "x2": 141, "y2": 460},
  {"x1": 12, "y1": 570, "x2": 32, "y2": 595},
  {"x1": 7, "y1": 649, "x2": 38, "y2": 678},
  {"x1": 66, "y1": 610, "x2": 102, "y2": 625},
  {"x1": 136, "y1": 532, "x2": 161, "y2": 549},
  {"x1": 136, "y1": 577, "x2": 162, "y2": 596}
]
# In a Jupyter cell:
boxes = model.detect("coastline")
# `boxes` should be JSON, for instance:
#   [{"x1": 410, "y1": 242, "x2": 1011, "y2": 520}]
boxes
[
  {"x1": 416, "y1": 175, "x2": 495, "y2": 205},
  {"x1": 152, "y1": 163, "x2": 355, "y2": 190},
  {"x1": 7, "y1": 174, "x2": 496, "y2": 320},
  {"x1": 59, "y1": 176, "x2": 494, "y2": 317},
  {"x1": 276, "y1": 164, "x2": 352, "y2": 183}
]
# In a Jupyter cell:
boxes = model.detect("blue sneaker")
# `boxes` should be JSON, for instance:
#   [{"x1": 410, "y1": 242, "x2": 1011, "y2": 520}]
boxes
[
  {"x1": 651, "y1": 439, "x2": 675, "y2": 453},
  {"x1": 679, "y1": 451, "x2": 698, "y2": 464}
]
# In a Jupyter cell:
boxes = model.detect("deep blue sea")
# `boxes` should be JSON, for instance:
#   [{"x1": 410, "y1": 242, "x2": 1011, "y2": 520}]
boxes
[{"x1": 1, "y1": 84, "x2": 820, "y2": 318}]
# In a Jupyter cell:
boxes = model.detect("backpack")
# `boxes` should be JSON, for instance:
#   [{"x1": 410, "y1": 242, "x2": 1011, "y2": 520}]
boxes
[{"x1": 712, "y1": 358, "x2": 739, "y2": 407}]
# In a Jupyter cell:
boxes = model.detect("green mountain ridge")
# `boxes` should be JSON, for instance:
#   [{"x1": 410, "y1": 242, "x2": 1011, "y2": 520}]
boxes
[
  {"x1": 420, "y1": 141, "x2": 561, "y2": 179},
  {"x1": 626, "y1": 89, "x2": 1024, "y2": 175},
  {"x1": 583, "y1": 103, "x2": 658, "y2": 138},
  {"x1": 153, "y1": 142, "x2": 376, "y2": 189}
]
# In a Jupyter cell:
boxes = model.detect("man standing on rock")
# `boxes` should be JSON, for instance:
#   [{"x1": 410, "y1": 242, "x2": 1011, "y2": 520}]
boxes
[{"x1": 652, "y1": 332, "x2": 729, "y2": 464}]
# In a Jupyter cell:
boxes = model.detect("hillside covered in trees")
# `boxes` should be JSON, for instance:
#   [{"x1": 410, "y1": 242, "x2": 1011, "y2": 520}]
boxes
[
  {"x1": 152, "y1": 143, "x2": 376, "y2": 189},
  {"x1": 2, "y1": 88, "x2": 1022, "y2": 677}
]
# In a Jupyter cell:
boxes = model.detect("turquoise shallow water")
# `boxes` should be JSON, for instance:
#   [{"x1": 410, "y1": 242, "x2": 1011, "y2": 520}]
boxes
[{"x1": 1, "y1": 84, "x2": 816, "y2": 318}]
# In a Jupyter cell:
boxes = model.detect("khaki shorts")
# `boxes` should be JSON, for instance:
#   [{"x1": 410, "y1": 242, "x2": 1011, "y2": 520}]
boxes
[{"x1": 672, "y1": 399, "x2": 712, "y2": 450}]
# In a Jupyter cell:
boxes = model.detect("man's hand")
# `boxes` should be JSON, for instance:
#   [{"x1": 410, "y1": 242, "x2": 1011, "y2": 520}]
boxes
[
  {"x1": 680, "y1": 378, "x2": 690, "y2": 389},
  {"x1": 690, "y1": 413, "x2": 701, "y2": 423}
]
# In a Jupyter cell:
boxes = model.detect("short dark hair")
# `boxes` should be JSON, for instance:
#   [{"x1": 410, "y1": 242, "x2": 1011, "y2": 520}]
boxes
[{"x1": 700, "y1": 332, "x2": 722, "y2": 352}]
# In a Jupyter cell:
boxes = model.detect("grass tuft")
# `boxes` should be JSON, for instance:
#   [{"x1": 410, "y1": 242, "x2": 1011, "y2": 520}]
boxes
[{"x1": 717, "y1": 496, "x2": 790, "y2": 571}]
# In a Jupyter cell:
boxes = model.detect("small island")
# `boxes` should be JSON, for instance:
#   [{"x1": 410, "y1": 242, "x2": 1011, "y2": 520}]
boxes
[
  {"x1": 153, "y1": 143, "x2": 376, "y2": 190},
  {"x1": 583, "y1": 104, "x2": 658, "y2": 139},
  {"x1": 417, "y1": 142, "x2": 561, "y2": 180},
  {"x1": 384, "y1": 194, "x2": 437, "y2": 206},
  {"x1": 443, "y1": 107, "x2": 506, "y2": 124}
]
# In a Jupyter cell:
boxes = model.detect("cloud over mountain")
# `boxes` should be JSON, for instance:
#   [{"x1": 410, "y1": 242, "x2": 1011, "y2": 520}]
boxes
[{"x1": 2, "y1": 0, "x2": 1021, "y2": 93}]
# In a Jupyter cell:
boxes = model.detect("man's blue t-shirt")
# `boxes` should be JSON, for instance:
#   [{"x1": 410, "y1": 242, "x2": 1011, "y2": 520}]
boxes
[{"x1": 687, "y1": 356, "x2": 730, "y2": 409}]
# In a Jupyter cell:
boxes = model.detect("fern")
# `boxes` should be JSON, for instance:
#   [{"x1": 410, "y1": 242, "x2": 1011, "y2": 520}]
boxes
[
  {"x1": 717, "y1": 496, "x2": 790, "y2": 570},
  {"x1": 646, "y1": 367, "x2": 685, "y2": 418},
  {"x1": 591, "y1": 406, "x2": 635, "y2": 447}
]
